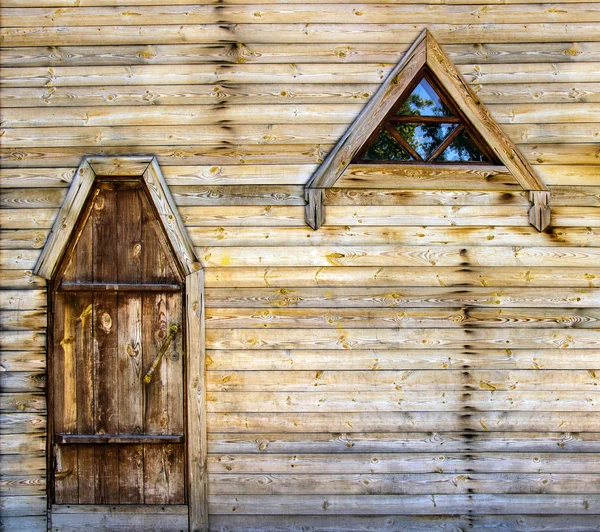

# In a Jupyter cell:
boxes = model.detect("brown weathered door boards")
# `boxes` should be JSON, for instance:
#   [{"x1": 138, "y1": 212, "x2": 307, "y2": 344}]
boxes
[{"x1": 35, "y1": 157, "x2": 207, "y2": 531}]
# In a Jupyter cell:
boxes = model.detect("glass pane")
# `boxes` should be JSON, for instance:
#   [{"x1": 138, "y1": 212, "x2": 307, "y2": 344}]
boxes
[
  {"x1": 360, "y1": 130, "x2": 413, "y2": 162},
  {"x1": 392, "y1": 122, "x2": 457, "y2": 160},
  {"x1": 395, "y1": 78, "x2": 453, "y2": 117},
  {"x1": 437, "y1": 129, "x2": 490, "y2": 162}
]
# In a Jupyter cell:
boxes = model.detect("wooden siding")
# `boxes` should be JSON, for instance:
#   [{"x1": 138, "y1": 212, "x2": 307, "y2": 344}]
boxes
[{"x1": 1, "y1": 2, "x2": 599, "y2": 530}]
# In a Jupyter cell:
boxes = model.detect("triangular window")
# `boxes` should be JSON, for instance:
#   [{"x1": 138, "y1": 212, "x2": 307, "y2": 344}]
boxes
[{"x1": 355, "y1": 72, "x2": 495, "y2": 164}]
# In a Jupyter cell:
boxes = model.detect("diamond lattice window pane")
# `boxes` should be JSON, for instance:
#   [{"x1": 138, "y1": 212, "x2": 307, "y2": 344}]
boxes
[
  {"x1": 438, "y1": 129, "x2": 490, "y2": 162},
  {"x1": 392, "y1": 122, "x2": 457, "y2": 160},
  {"x1": 359, "y1": 130, "x2": 413, "y2": 162}
]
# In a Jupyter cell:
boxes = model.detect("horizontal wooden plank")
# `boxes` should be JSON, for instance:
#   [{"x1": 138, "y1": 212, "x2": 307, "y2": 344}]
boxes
[
  {"x1": 3, "y1": 83, "x2": 600, "y2": 108},
  {"x1": 0, "y1": 476, "x2": 45, "y2": 497},
  {"x1": 56, "y1": 433, "x2": 184, "y2": 444},
  {"x1": 0, "y1": 310, "x2": 45, "y2": 331},
  {"x1": 0, "y1": 455, "x2": 45, "y2": 475},
  {"x1": 0, "y1": 145, "x2": 595, "y2": 169},
  {"x1": 0, "y1": 413, "x2": 46, "y2": 434},
  {"x1": 3, "y1": 102, "x2": 598, "y2": 128},
  {"x1": 3, "y1": 42, "x2": 600, "y2": 67},
  {"x1": 206, "y1": 370, "x2": 600, "y2": 392},
  {"x1": 209, "y1": 472, "x2": 600, "y2": 495},
  {"x1": 205, "y1": 307, "x2": 600, "y2": 329},
  {"x1": 0, "y1": 331, "x2": 45, "y2": 350},
  {"x1": 0, "y1": 270, "x2": 46, "y2": 289},
  {"x1": 0, "y1": 351, "x2": 45, "y2": 371},
  {"x1": 3, "y1": 64, "x2": 600, "y2": 89},
  {"x1": 208, "y1": 515, "x2": 600, "y2": 532},
  {"x1": 0, "y1": 230, "x2": 48, "y2": 250},
  {"x1": 204, "y1": 266, "x2": 600, "y2": 289},
  {"x1": 0, "y1": 250, "x2": 40, "y2": 269},
  {"x1": 208, "y1": 493, "x2": 600, "y2": 514},
  {"x1": 6, "y1": 4, "x2": 600, "y2": 26},
  {"x1": 194, "y1": 227, "x2": 600, "y2": 248},
  {"x1": 199, "y1": 245, "x2": 600, "y2": 267},
  {"x1": 0, "y1": 393, "x2": 45, "y2": 413},
  {"x1": 0, "y1": 290, "x2": 46, "y2": 310},
  {"x1": 208, "y1": 390, "x2": 600, "y2": 412},
  {"x1": 49, "y1": 506, "x2": 187, "y2": 532},
  {"x1": 0, "y1": 516, "x2": 46, "y2": 531},
  {"x1": 0, "y1": 104, "x2": 363, "y2": 128},
  {"x1": 184, "y1": 205, "x2": 533, "y2": 226},
  {"x1": 207, "y1": 454, "x2": 600, "y2": 474},
  {"x1": 206, "y1": 348, "x2": 600, "y2": 371},
  {"x1": 0, "y1": 433, "x2": 45, "y2": 455},
  {"x1": 209, "y1": 409, "x2": 597, "y2": 433},
  {"x1": 0, "y1": 372, "x2": 46, "y2": 393},
  {"x1": 207, "y1": 432, "x2": 600, "y2": 454},
  {"x1": 0, "y1": 495, "x2": 46, "y2": 517},
  {"x1": 1, "y1": 186, "x2": 597, "y2": 212},
  {"x1": 2, "y1": 24, "x2": 600, "y2": 47},
  {"x1": 335, "y1": 164, "x2": 519, "y2": 190},
  {"x1": 205, "y1": 327, "x2": 600, "y2": 350},
  {"x1": 3, "y1": 124, "x2": 597, "y2": 148},
  {"x1": 204, "y1": 287, "x2": 600, "y2": 308},
  {"x1": 7, "y1": 0, "x2": 600, "y2": 6}
]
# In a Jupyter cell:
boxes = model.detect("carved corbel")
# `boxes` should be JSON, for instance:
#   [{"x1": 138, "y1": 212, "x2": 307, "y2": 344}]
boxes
[
  {"x1": 305, "y1": 188, "x2": 326, "y2": 230},
  {"x1": 528, "y1": 191, "x2": 551, "y2": 232}
]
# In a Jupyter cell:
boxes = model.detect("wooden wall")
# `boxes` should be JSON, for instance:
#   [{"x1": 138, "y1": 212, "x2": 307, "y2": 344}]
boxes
[{"x1": 1, "y1": 1, "x2": 600, "y2": 530}]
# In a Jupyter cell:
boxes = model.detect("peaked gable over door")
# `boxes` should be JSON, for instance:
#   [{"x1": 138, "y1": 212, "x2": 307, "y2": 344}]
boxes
[{"x1": 304, "y1": 31, "x2": 549, "y2": 232}]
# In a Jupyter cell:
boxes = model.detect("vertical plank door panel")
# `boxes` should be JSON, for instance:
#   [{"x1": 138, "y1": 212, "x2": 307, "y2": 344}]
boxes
[
  {"x1": 53, "y1": 293, "x2": 79, "y2": 503},
  {"x1": 93, "y1": 293, "x2": 119, "y2": 504},
  {"x1": 117, "y1": 293, "x2": 144, "y2": 504}
]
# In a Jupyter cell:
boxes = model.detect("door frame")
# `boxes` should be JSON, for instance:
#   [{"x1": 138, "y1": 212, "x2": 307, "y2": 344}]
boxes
[{"x1": 35, "y1": 156, "x2": 207, "y2": 531}]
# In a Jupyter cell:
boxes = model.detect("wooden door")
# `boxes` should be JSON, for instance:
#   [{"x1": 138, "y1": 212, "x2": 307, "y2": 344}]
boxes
[{"x1": 50, "y1": 180, "x2": 186, "y2": 505}]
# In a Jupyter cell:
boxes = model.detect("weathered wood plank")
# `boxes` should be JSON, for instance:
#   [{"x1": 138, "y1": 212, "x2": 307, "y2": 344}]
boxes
[
  {"x1": 208, "y1": 390, "x2": 600, "y2": 412},
  {"x1": 205, "y1": 307, "x2": 600, "y2": 329},
  {"x1": 203, "y1": 266, "x2": 600, "y2": 289},
  {"x1": 207, "y1": 454, "x2": 600, "y2": 474},
  {"x1": 5, "y1": 4, "x2": 600, "y2": 27},
  {"x1": 199, "y1": 246, "x2": 600, "y2": 268},
  {"x1": 4, "y1": 42, "x2": 600, "y2": 68},
  {"x1": 0, "y1": 413, "x2": 46, "y2": 434},
  {"x1": 208, "y1": 493, "x2": 600, "y2": 515},
  {"x1": 0, "y1": 309, "x2": 45, "y2": 330},
  {"x1": 0, "y1": 495, "x2": 46, "y2": 517},
  {"x1": 0, "y1": 393, "x2": 45, "y2": 412},
  {"x1": 4, "y1": 83, "x2": 600, "y2": 108},
  {"x1": 208, "y1": 514, "x2": 600, "y2": 532},
  {"x1": 207, "y1": 432, "x2": 600, "y2": 454},
  {"x1": 6, "y1": 102, "x2": 594, "y2": 128},
  {"x1": 208, "y1": 472, "x2": 600, "y2": 495},
  {"x1": 205, "y1": 327, "x2": 600, "y2": 350},
  {"x1": 186, "y1": 269, "x2": 208, "y2": 531},
  {"x1": 49, "y1": 505, "x2": 188, "y2": 532},
  {"x1": 206, "y1": 370, "x2": 600, "y2": 392},
  {"x1": 2, "y1": 24, "x2": 600, "y2": 47},
  {"x1": 193, "y1": 226, "x2": 600, "y2": 248},
  {"x1": 205, "y1": 348, "x2": 600, "y2": 371},
  {"x1": 3, "y1": 63, "x2": 600, "y2": 88},
  {"x1": 204, "y1": 286, "x2": 600, "y2": 308},
  {"x1": 0, "y1": 475, "x2": 45, "y2": 496}
]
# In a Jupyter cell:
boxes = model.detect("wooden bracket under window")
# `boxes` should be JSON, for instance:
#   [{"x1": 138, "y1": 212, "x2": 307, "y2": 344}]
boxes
[
  {"x1": 305, "y1": 188, "x2": 326, "y2": 230},
  {"x1": 528, "y1": 190, "x2": 551, "y2": 232}
]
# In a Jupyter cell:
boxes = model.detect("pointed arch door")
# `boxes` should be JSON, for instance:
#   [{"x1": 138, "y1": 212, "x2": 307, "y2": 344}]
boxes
[{"x1": 51, "y1": 179, "x2": 186, "y2": 505}]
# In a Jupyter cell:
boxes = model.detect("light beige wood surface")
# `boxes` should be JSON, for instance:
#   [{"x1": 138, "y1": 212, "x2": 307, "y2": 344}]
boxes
[{"x1": 2, "y1": 1, "x2": 599, "y2": 529}]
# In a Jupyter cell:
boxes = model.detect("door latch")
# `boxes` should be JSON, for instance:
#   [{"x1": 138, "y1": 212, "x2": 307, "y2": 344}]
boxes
[{"x1": 144, "y1": 324, "x2": 179, "y2": 384}]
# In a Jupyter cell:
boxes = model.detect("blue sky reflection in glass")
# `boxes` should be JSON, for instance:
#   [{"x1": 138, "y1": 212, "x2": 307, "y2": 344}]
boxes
[{"x1": 395, "y1": 79, "x2": 453, "y2": 117}]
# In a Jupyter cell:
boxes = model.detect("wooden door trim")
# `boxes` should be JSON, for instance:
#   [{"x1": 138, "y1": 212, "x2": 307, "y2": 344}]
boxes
[{"x1": 36, "y1": 156, "x2": 207, "y2": 532}]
